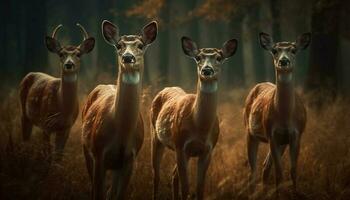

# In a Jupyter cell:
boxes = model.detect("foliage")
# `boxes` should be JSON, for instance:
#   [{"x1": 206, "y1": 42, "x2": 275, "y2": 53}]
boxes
[{"x1": 1, "y1": 82, "x2": 350, "y2": 199}]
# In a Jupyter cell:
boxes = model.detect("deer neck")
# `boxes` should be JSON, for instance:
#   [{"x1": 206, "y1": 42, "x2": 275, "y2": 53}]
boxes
[
  {"x1": 114, "y1": 61, "x2": 143, "y2": 132},
  {"x1": 193, "y1": 79, "x2": 218, "y2": 131},
  {"x1": 274, "y1": 69, "x2": 295, "y2": 121},
  {"x1": 60, "y1": 72, "x2": 78, "y2": 114}
]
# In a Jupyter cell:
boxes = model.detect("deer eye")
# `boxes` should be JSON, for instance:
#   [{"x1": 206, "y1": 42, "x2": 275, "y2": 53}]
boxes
[
  {"x1": 291, "y1": 48, "x2": 297, "y2": 54},
  {"x1": 216, "y1": 56, "x2": 223, "y2": 62},
  {"x1": 138, "y1": 44, "x2": 144, "y2": 50},
  {"x1": 195, "y1": 56, "x2": 201, "y2": 62},
  {"x1": 59, "y1": 53, "x2": 66, "y2": 58},
  {"x1": 271, "y1": 49, "x2": 278, "y2": 55},
  {"x1": 116, "y1": 43, "x2": 122, "y2": 50}
]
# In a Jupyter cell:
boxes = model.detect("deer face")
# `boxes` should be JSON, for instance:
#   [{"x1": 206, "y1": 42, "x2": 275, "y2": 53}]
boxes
[
  {"x1": 45, "y1": 24, "x2": 95, "y2": 77},
  {"x1": 181, "y1": 37, "x2": 237, "y2": 82},
  {"x1": 259, "y1": 32, "x2": 311, "y2": 82},
  {"x1": 102, "y1": 20, "x2": 158, "y2": 75}
]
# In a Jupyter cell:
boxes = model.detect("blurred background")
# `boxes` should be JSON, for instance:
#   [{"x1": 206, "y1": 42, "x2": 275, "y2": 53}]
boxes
[{"x1": 0, "y1": 0, "x2": 349, "y2": 99}]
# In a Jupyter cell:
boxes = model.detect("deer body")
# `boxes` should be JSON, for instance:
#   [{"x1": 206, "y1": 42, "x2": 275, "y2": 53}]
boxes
[
  {"x1": 152, "y1": 85, "x2": 219, "y2": 156},
  {"x1": 151, "y1": 37, "x2": 237, "y2": 200},
  {"x1": 20, "y1": 72, "x2": 79, "y2": 132},
  {"x1": 244, "y1": 32, "x2": 311, "y2": 195},
  {"x1": 244, "y1": 82, "x2": 306, "y2": 144},
  {"x1": 81, "y1": 20, "x2": 157, "y2": 200},
  {"x1": 19, "y1": 24, "x2": 95, "y2": 160}
]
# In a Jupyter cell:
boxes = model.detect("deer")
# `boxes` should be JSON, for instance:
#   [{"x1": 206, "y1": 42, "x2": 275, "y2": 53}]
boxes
[
  {"x1": 243, "y1": 32, "x2": 311, "y2": 196},
  {"x1": 151, "y1": 36, "x2": 237, "y2": 200},
  {"x1": 81, "y1": 20, "x2": 157, "y2": 200},
  {"x1": 19, "y1": 24, "x2": 95, "y2": 160}
]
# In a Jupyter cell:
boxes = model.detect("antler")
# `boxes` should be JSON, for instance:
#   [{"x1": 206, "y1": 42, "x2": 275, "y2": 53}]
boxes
[
  {"x1": 76, "y1": 23, "x2": 89, "y2": 41},
  {"x1": 52, "y1": 24, "x2": 63, "y2": 39}
]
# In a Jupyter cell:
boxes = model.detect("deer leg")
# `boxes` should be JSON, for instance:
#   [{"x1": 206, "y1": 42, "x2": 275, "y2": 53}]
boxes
[
  {"x1": 247, "y1": 134, "x2": 259, "y2": 194},
  {"x1": 107, "y1": 169, "x2": 119, "y2": 200},
  {"x1": 42, "y1": 131, "x2": 52, "y2": 158},
  {"x1": 289, "y1": 131, "x2": 300, "y2": 194},
  {"x1": 54, "y1": 129, "x2": 70, "y2": 161},
  {"x1": 115, "y1": 157, "x2": 134, "y2": 200},
  {"x1": 172, "y1": 165, "x2": 179, "y2": 200},
  {"x1": 196, "y1": 152, "x2": 211, "y2": 200},
  {"x1": 92, "y1": 155, "x2": 106, "y2": 200},
  {"x1": 270, "y1": 135, "x2": 283, "y2": 196},
  {"x1": 262, "y1": 145, "x2": 286, "y2": 189},
  {"x1": 21, "y1": 115, "x2": 33, "y2": 141},
  {"x1": 152, "y1": 135, "x2": 165, "y2": 200},
  {"x1": 176, "y1": 150, "x2": 189, "y2": 200},
  {"x1": 83, "y1": 145, "x2": 93, "y2": 182}
]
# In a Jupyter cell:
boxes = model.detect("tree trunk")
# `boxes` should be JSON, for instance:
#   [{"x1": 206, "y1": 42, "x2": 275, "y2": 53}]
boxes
[
  {"x1": 24, "y1": 0, "x2": 47, "y2": 75},
  {"x1": 306, "y1": 0, "x2": 340, "y2": 103}
]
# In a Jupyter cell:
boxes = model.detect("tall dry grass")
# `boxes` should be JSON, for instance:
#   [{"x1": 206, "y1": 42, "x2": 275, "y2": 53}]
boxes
[{"x1": 0, "y1": 84, "x2": 349, "y2": 200}]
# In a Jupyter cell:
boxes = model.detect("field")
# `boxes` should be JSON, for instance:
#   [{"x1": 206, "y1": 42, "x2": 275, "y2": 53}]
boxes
[{"x1": 0, "y1": 84, "x2": 350, "y2": 200}]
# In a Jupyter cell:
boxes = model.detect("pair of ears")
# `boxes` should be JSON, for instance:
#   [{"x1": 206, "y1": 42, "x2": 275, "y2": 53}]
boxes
[
  {"x1": 181, "y1": 37, "x2": 238, "y2": 60},
  {"x1": 259, "y1": 32, "x2": 311, "y2": 51},
  {"x1": 102, "y1": 20, "x2": 158, "y2": 47},
  {"x1": 45, "y1": 36, "x2": 95, "y2": 55}
]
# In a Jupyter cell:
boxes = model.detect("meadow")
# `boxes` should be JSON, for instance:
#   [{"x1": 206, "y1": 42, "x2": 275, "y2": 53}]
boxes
[{"x1": 0, "y1": 83, "x2": 349, "y2": 200}]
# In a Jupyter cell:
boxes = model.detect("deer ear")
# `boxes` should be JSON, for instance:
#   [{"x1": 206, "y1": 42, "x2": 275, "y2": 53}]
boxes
[
  {"x1": 79, "y1": 37, "x2": 95, "y2": 55},
  {"x1": 181, "y1": 36, "x2": 198, "y2": 58},
  {"x1": 222, "y1": 38, "x2": 237, "y2": 59},
  {"x1": 45, "y1": 36, "x2": 61, "y2": 53},
  {"x1": 296, "y1": 32, "x2": 311, "y2": 50},
  {"x1": 259, "y1": 32, "x2": 274, "y2": 51},
  {"x1": 102, "y1": 20, "x2": 119, "y2": 46},
  {"x1": 142, "y1": 21, "x2": 158, "y2": 45}
]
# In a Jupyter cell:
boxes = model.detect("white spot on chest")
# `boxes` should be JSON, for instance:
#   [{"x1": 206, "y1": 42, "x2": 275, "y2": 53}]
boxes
[
  {"x1": 122, "y1": 72, "x2": 140, "y2": 85},
  {"x1": 200, "y1": 81, "x2": 218, "y2": 93}
]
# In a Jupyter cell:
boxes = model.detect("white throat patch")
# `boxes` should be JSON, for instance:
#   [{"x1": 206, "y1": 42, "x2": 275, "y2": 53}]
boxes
[
  {"x1": 63, "y1": 73, "x2": 77, "y2": 82},
  {"x1": 200, "y1": 81, "x2": 218, "y2": 93},
  {"x1": 122, "y1": 71, "x2": 140, "y2": 85}
]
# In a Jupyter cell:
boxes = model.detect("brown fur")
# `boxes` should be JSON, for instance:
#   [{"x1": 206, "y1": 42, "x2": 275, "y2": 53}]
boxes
[
  {"x1": 20, "y1": 72, "x2": 78, "y2": 132},
  {"x1": 151, "y1": 87, "x2": 219, "y2": 154},
  {"x1": 81, "y1": 19, "x2": 158, "y2": 200},
  {"x1": 19, "y1": 71, "x2": 79, "y2": 158},
  {"x1": 151, "y1": 83, "x2": 220, "y2": 200},
  {"x1": 19, "y1": 23, "x2": 94, "y2": 160},
  {"x1": 82, "y1": 83, "x2": 144, "y2": 162},
  {"x1": 243, "y1": 82, "x2": 306, "y2": 141}
]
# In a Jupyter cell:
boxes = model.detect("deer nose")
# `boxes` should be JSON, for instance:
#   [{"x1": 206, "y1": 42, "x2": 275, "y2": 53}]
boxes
[
  {"x1": 64, "y1": 62, "x2": 74, "y2": 70},
  {"x1": 201, "y1": 66, "x2": 215, "y2": 77},
  {"x1": 279, "y1": 57, "x2": 290, "y2": 66},
  {"x1": 122, "y1": 53, "x2": 136, "y2": 64}
]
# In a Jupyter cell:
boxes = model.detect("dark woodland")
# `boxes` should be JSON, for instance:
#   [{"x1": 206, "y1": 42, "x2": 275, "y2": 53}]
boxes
[{"x1": 0, "y1": 0, "x2": 350, "y2": 199}]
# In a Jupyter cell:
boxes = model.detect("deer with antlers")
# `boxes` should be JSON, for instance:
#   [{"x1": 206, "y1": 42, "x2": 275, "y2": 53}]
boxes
[
  {"x1": 244, "y1": 32, "x2": 311, "y2": 195},
  {"x1": 19, "y1": 24, "x2": 95, "y2": 160},
  {"x1": 151, "y1": 37, "x2": 237, "y2": 200},
  {"x1": 81, "y1": 20, "x2": 157, "y2": 200}
]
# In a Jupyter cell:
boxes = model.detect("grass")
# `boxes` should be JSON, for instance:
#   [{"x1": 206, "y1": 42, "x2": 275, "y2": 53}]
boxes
[{"x1": 0, "y1": 85, "x2": 350, "y2": 200}]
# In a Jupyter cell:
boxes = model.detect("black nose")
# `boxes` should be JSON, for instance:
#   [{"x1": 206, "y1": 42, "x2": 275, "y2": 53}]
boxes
[
  {"x1": 64, "y1": 63, "x2": 74, "y2": 70},
  {"x1": 201, "y1": 66, "x2": 215, "y2": 76},
  {"x1": 122, "y1": 53, "x2": 135, "y2": 63},
  {"x1": 279, "y1": 58, "x2": 290, "y2": 66}
]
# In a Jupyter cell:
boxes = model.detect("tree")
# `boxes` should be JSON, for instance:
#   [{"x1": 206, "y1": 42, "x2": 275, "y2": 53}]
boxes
[{"x1": 306, "y1": 0, "x2": 341, "y2": 102}]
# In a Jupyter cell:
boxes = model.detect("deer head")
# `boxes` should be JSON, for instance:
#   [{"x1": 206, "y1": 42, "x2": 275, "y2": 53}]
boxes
[
  {"x1": 45, "y1": 24, "x2": 95, "y2": 79},
  {"x1": 101, "y1": 20, "x2": 158, "y2": 84},
  {"x1": 259, "y1": 32, "x2": 311, "y2": 82},
  {"x1": 181, "y1": 37, "x2": 237, "y2": 92}
]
